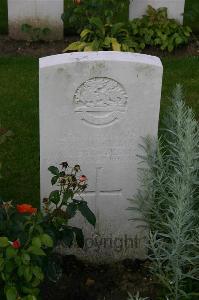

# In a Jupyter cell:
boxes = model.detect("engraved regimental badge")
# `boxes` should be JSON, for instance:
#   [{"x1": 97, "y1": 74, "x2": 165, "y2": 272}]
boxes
[{"x1": 74, "y1": 77, "x2": 128, "y2": 126}]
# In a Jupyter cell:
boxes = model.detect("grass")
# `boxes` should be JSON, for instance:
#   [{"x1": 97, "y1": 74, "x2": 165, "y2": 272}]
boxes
[
  {"x1": 0, "y1": 56, "x2": 198, "y2": 207},
  {"x1": 161, "y1": 56, "x2": 199, "y2": 119},
  {"x1": 0, "y1": 58, "x2": 39, "y2": 206},
  {"x1": 0, "y1": 0, "x2": 198, "y2": 35}
]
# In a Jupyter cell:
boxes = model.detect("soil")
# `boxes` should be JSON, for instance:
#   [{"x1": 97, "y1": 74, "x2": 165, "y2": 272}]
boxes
[
  {"x1": 0, "y1": 34, "x2": 198, "y2": 58},
  {"x1": 41, "y1": 255, "x2": 158, "y2": 300}
]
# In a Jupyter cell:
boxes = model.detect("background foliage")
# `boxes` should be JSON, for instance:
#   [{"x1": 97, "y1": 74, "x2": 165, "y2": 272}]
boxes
[{"x1": 65, "y1": 6, "x2": 192, "y2": 53}]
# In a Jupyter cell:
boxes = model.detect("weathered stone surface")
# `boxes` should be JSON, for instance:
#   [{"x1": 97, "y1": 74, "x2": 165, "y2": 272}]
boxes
[
  {"x1": 129, "y1": 0, "x2": 185, "y2": 24},
  {"x1": 8, "y1": 0, "x2": 63, "y2": 40},
  {"x1": 39, "y1": 52, "x2": 163, "y2": 262}
]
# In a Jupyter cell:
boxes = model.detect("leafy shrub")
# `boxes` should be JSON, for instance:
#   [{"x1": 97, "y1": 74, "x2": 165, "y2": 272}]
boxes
[
  {"x1": 64, "y1": 5, "x2": 192, "y2": 53},
  {"x1": 62, "y1": 0, "x2": 129, "y2": 34},
  {"x1": 64, "y1": 17, "x2": 134, "y2": 52},
  {"x1": 43, "y1": 162, "x2": 96, "y2": 281},
  {"x1": 130, "y1": 85, "x2": 199, "y2": 299},
  {"x1": 44, "y1": 162, "x2": 96, "y2": 247},
  {"x1": 128, "y1": 5, "x2": 192, "y2": 52},
  {"x1": 0, "y1": 162, "x2": 96, "y2": 299},
  {"x1": 0, "y1": 202, "x2": 53, "y2": 300}
]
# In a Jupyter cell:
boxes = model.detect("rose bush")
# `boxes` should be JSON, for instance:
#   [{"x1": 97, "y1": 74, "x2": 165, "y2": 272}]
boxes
[
  {"x1": 43, "y1": 162, "x2": 95, "y2": 250},
  {"x1": 62, "y1": 0, "x2": 129, "y2": 34},
  {"x1": 0, "y1": 162, "x2": 96, "y2": 299},
  {"x1": 0, "y1": 201, "x2": 53, "y2": 300}
]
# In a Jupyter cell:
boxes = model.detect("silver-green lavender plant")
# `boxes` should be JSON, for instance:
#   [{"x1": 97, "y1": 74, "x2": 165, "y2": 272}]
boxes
[
  {"x1": 127, "y1": 292, "x2": 149, "y2": 300},
  {"x1": 130, "y1": 85, "x2": 199, "y2": 299}
]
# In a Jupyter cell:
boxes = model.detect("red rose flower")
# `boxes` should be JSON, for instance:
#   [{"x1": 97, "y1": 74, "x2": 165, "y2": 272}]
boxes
[
  {"x1": 16, "y1": 204, "x2": 37, "y2": 214},
  {"x1": 11, "y1": 240, "x2": 21, "y2": 249},
  {"x1": 79, "y1": 175, "x2": 87, "y2": 182}
]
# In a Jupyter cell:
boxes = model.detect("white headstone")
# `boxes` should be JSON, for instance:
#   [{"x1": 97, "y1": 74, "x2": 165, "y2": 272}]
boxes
[
  {"x1": 8, "y1": 0, "x2": 63, "y2": 40},
  {"x1": 39, "y1": 52, "x2": 163, "y2": 262},
  {"x1": 129, "y1": 0, "x2": 185, "y2": 24}
]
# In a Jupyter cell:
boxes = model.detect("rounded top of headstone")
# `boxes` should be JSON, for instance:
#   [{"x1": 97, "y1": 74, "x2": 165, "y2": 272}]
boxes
[{"x1": 39, "y1": 51, "x2": 162, "y2": 70}]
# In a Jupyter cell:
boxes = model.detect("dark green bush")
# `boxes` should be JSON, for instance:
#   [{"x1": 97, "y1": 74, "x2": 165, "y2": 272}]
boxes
[
  {"x1": 63, "y1": 17, "x2": 133, "y2": 52},
  {"x1": 62, "y1": 0, "x2": 129, "y2": 34},
  {"x1": 128, "y1": 5, "x2": 192, "y2": 52},
  {"x1": 64, "y1": 5, "x2": 192, "y2": 53}
]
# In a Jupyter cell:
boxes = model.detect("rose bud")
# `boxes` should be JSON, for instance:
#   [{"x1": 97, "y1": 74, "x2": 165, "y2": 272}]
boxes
[
  {"x1": 11, "y1": 239, "x2": 21, "y2": 249},
  {"x1": 79, "y1": 175, "x2": 87, "y2": 182}
]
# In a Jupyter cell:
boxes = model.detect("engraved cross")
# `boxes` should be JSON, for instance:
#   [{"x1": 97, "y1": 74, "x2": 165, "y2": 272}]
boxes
[{"x1": 84, "y1": 166, "x2": 122, "y2": 231}]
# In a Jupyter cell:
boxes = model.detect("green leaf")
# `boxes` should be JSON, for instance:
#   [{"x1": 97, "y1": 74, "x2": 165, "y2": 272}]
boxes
[
  {"x1": 78, "y1": 201, "x2": 96, "y2": 227},
  {"x1": 4, "y1": 260, "x2": 15, "y2": 273},
  {"x1": 32, "y1": 237, "x2": 42, "y2": 248},
  {"x1": 72, "y1": 227, "x2": 84, "y2": 248},
  {"x1": 21, "y1": 253, "x2": 31, "y2": 265},
  {"x1": 62, "y1": 228, "x2": 74, "y2": 247},
  {"x1": 24, "y1": 266, "x2": 32, "y2": 282},
  {"x1": 17, "y1": 265, "x2": 25, "y2": 277},
  {"x1": 27, "y1": 246, "x2": 46, "y2": 256},
  {"x1": 110, "y1": 38, "x2": 121, "y2": 51},
  {"x1": 48, "y1": 166, "x2": 59, "y2": 176},
  {"x1": 62, "y1": 189, "x2": 73, "y2": 204},
  {"x1": 49, "y1": 190, "x2": 60, "y2": 205},
  {"x1": 63, "y1": 41, "x2": 86, "y2": 52},
  {"x1": 40, "y1": 234, "x2": 53, "y2": 247},
  {"x1": 89, "y1": 17, "x2": 104, "y2": 30},
  {"x1": 175, "y1": 36, "x2": 183, "y2": 45},
  {"x1": 32, "y1": 265, "x2": 44, "y2": 280},
  {"x1": 84, "y1": 44, "x2": 94, "y2": 51},
  {"x1": 6, "y1": 247, "x2": 18, "y2": 258},
  {"x1": 91, "y1": 39, "x2": 102, "y2": 51},
  {"x1": 80, "y1": 28, "x2": 91, "y2": 39},
  {"x1": 0, "y1": 237, "x2": 9, "y2": 247},
  {"x1": 5, "y1": 286, "x2": 17, "y2": 300},
  {"x1": 31, "y1": 277, "x2": 41, "y2": 288},
  {"x1": 51, "y1": 175, "x2": 59, "y2": 185},
  {"x1": 67, "y1": 202, "x2": 77, "y2": 219},
  {"x1": 103, "y1": 36, "x2": 112, "y2": 47}
]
